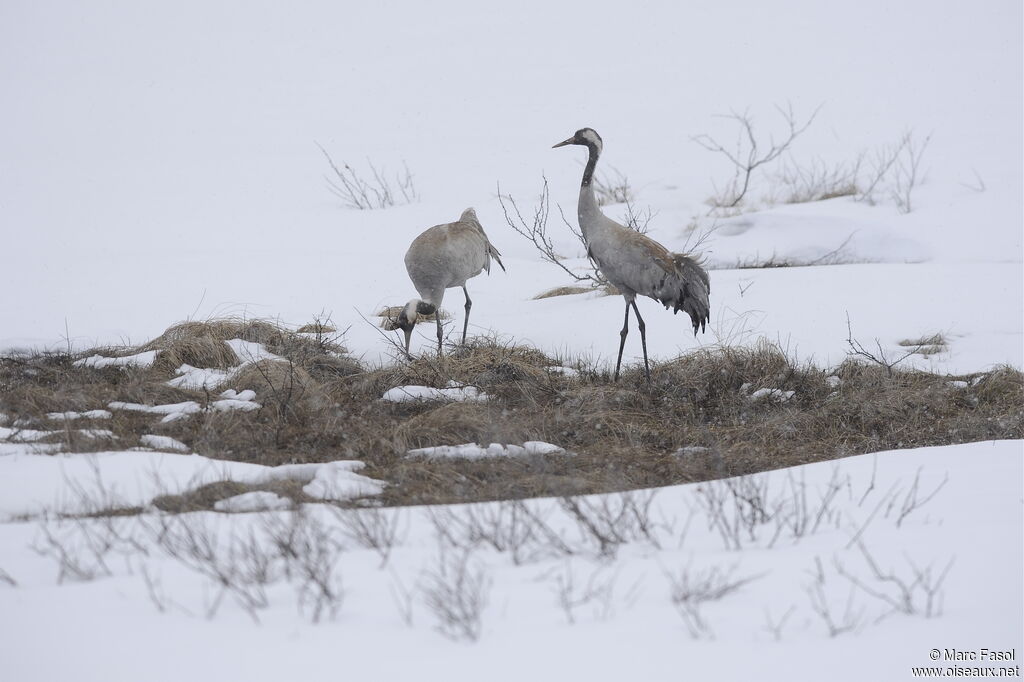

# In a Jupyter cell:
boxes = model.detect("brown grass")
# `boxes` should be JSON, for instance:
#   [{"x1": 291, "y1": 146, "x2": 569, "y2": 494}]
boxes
[
  {"x1": 532, "y1": 285, "x2": 619, "y2": 300},
  {"x1": 2, "y1": 321, "x2": 1021, "y2": 509},
  {"x1": 533, "y1": 285, "x2": 593, "y2": 300}
]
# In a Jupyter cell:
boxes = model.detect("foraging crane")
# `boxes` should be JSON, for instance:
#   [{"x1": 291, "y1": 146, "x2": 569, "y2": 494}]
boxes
[
  {"x1": 395, "y1": 208, "x2": 505, "y2": 358},
  {"x1": 553, "y1": 128, "x2": 710, "y2": 382}
]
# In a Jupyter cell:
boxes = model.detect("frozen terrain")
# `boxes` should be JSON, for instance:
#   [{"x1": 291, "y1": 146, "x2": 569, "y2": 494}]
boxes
[
  {"x1": 0, "y1": 1, "x2": 1020, "y2": 375},
  {"x1": 0, "y1": 440, "x2": 1020, "y2": 681},
  {"x1": 0, "y1": 1, "x2": 1021, "y2": 680}
]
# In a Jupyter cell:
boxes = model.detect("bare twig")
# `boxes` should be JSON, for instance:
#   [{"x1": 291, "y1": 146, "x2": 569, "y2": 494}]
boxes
[
  {"x1": 498, "y1": 176, "x2": 606, "y2": 288},
  {"x1": 316, "y1": 142, "x2": 417, "y2": 210},
  {"x1": 692, "y1": 103, "x2": 822, "y2": 210},
  {"x1": 422, "y1": 545, "x2": 491, "y2": 642}
]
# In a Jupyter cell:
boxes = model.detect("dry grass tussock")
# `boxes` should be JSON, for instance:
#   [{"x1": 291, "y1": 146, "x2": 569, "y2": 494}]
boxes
[
  {"x1": 1, "y1": 321, "x2": 1021, "y2": 509},
  {"x1": 533, "y1": 285, "x2": 619, "y2": 300}
]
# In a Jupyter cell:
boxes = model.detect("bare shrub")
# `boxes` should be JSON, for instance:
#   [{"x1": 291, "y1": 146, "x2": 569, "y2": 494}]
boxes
[
  {"x1": 857, "y1": 131, "x2": 931, "y2": 213},
  {"x1": 621, "y1": 198, "x2": 654, "y2": 235},
  {"x1": 805, "y1": 556, "x2": 864, "y2": 637},
  {"x1": 422, "y1": 546, "x2": 492, "y2": 642},
  {"x1": 835, "y1": 540, "x2": 953, "y2": 620},
  {"x1": 32, "y1": 464, "x2": 148, "y2": 583},
  {"x1": 550, "y1": 560, "x2": 622, "y2": 624},
  {"x1": 262, "y1": 509, "x2": 345, "y2": 623},
  {"x1": 497, "y1": 176, "x2": 606, "y2": 289},
  {"x1": 559, "y1": 490, "x2": 665, "y2": 558},
  {"x1": 330, "y1": 506, "x2": 402, "y2": 568},
  {"x1": 424, "y1": 500, "x2": 570, "y2": 565},
  {"x1": 772, "y1": 155, "x2": 862, "y2": 204},
  {"x1": 389, "y1": 569, "x2": 419, "y2": 627},
  {"x1": 762, "y1": 605, "x2": 796, "y2": 641},
  {"x1": 0, "y1": 566, "x2": 16, "y2": 587},
  {"x1": 845, "y1": 313, "x2": 926, "y2": 377},
  {"x1": 666, "y1": 561, "x2": 765, "y2": 639},
  {"x1": 692, "y1": 103, "x2": 821, "y2": 210},
  {"x1": 316, "y1": 143, "x2": 417, "y2": 209},
  {"x1": 146, "y1": 514, "x2": 278, "y2": 622},
  {"x1": 592, "y1": 165, "x2": 634, "y2": 206}
]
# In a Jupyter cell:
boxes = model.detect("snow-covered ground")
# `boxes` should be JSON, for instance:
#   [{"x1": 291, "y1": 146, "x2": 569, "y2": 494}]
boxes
[
  {"x1": 1, "y1": 1, "x2": 1020, "y2": 375},
  {"x1": 0, "y1": 440, "x2": 1020, "y2": 681},
  {"x1": 1, "y1": 1, "x2": 1021, "y2": 680}
]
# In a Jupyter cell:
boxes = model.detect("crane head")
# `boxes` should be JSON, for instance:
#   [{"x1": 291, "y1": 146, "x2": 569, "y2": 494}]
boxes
[
  {"x1": 552, "y1": 128, "x2": 603, "y2": 153},
  {"x1": 395, "y1": 299, "x2": 437, "y2": 358}
]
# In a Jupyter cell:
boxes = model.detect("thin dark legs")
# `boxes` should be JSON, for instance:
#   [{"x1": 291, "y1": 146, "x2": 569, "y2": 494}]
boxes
[
  {"x1": 614, "y1": 298, "x2": 651, "y2": 383},
  {"x1": 631, "y1": 300, "x2": 651, "y2": 382},
  {"x1": 462, "y1": 285, "x2": 472, "y2": 345},
  {"x1": 614, "y1": 302, "x2": 631, "y2": 382}
]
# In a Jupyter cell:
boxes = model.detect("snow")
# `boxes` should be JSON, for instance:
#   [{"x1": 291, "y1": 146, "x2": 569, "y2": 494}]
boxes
[
  {"x1": 0, "y1": 450, "x2": 384, "y2": 520},
  {"x1": 382, "y1": 384, "x2": 489, "y2": 403},
  {"x1": 46, "y1": 410, "x2": 113, "y2": 421},
  {"x1": 109, "y1": 400, "x2": 203, "y2": 423},
  {"x1": 139, "y1": 435, "x2": 190, "y2": 453},
  {"x1": 0, "y1": 2, "x2": 1017, "y2": 378},
  {"x1": 109, "y1": 396, "x2": 261, "y2": 422},
  {"x1": 0, "y1": 1, "x2": 1020, "y2": 678},
  {"x1": 211, "y1": 399, "x2": 261, "y2": 412},
  {"x1": 165, "y1": 364, "x2": 233, "y2": 391},
  {"x1": 214, "y1": 491, "x2": 293, "y2": 513},
  {"x1": 300, "y1": 461, "x2": 386, "y2": 501},
  {"x1": 749, "y1": 387, "x2": 796, "y2": 403},
  {"x1": 523, "y1": 441, "x2": 566, "y2": 455},
  {"x1": 224, "y1": 339, "x2": 282, "y2": 364},
  {"x1": 73, "y1": 351, "x2": 157, "y2": 369},
  {"x1": 409, "y1": 441, "x2": 567, "y2": 458},
  {"x1": 220, "y1": 389, "x2": 257, "y2": 402},
  {"x1": 0, "y1": 426, "x2": 59, "y2": 443},
  {"x1": 0, "y1": 440, "x2": 1018, "y2": 682}
]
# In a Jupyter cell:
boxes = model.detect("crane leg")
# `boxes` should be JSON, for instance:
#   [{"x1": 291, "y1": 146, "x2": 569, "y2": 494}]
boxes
[
  {"x1": 461, "y1": 285, "x2": 472, "y2": 345},
  {"x1": 631, "y1": 301, "x2": 651, "y2": 383},
  {"x1": 614, "y1": 301, "x2": 631, "y2": 382},
  {"x1": 436, "y1": 314, "x2": 444, "y2": 355}
]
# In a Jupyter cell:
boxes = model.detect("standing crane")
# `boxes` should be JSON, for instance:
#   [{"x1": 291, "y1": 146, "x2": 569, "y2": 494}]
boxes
[
  {"x1": 395, "y1": 207, "x2": 505, "y2": 358},
  {"x1": 553, "y1": 128, "x2": 710, "y2": 382}
]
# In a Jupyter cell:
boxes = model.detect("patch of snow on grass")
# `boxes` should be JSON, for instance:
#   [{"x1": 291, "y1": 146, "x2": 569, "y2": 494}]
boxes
[
  {"x1": 78, "y1": 429, "x2": 114, "y2": 439},
  {"x1": 219, "y1": 389, "x2": 256, "y2": 402},
  {"x1": 0, "y1": 426, "x2": 56, "y2": 442},
  {"x1": 748, "y1": 388, "x2": 795, "y2": 403},
  {"x1": 165, "y1": 364, "x2": 233, "y2": 391},
  {"x1": 214, "y1": 491, "x2": 293, "y2": 512},
  {"x1": 212, "y1": 399, "x2": 261, "y2": 412},
  {"x1": 139, "y1": 435, "x2": 189, "y2": 453},
  {"x1": 408, "y1": 441, "x2": 566, "y2": 459},
  {"x1": 523, "y1": 441, "x2": 566, "y2": 455},
  {"x1": 108, "y1": 400, "x2": 203, "y2": 423},
  {"x1": 301, "y1": 461, "x2": 386, "y2": 501},
  {"x1": 46, "y1": 409, "x2": 113, "y2": 421},
  {"x1": 73, "y1": 350, "x2": 157, "y2": 369},
  {"x1": 225, "y1": 339, "x2": 282, "y2": 364},
  {"x1": 382, "y1": 383, "x2": 488, "y2": 403}
]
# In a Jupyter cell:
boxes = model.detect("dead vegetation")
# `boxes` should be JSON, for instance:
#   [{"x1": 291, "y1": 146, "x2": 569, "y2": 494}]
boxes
[{"x1": 1, "y1": 320, "x2": 1021, "y2": 510}]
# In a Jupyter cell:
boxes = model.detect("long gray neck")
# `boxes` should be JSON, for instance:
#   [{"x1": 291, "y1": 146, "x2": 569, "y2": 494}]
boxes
[
  {"x1": 577, "y1": 142, "x2": 603, "y2": 240},
  {"x1": 581, "y1": 140, "x2": 600, "y2": 187}
]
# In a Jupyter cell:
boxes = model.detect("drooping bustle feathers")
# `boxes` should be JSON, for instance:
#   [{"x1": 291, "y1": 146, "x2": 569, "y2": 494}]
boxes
[{"x1": 653, "y1": 254, "x2": 710, "y2": 335}]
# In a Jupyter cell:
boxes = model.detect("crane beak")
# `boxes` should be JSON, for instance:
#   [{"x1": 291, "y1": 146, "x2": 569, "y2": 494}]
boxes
[
  {"x1": 402, "y1": 326, "x2": 413, "y2": 360},
  {"x1": 552, "y1": 136, "x2": 575, "y2": 148}
]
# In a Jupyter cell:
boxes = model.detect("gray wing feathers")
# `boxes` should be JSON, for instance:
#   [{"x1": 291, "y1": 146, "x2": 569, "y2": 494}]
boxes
[
  {"x1": 653, "y1": 254, "x2": 710, "y2": 335},
  {"x1": 460, "y1": 208, "x2": 505, "y2": 274}
]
